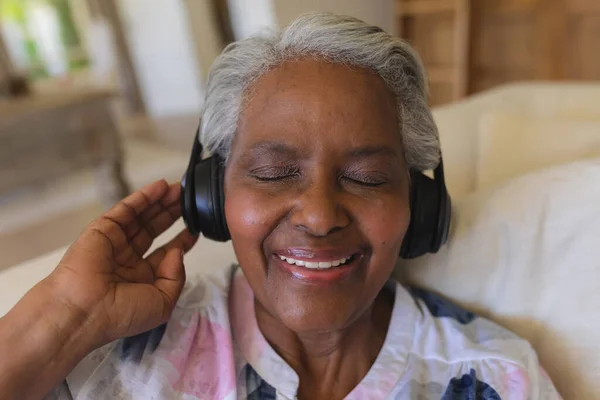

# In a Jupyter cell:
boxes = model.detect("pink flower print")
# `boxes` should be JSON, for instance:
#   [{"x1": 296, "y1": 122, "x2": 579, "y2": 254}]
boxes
[
  {"x1": 160, "y1": 314, "x2": 235, "y2": 399},
  {"x1": 229, "y1": 272, "x2": 267, "y2": 361},
  {"x1": 502, "y1": 365, "x2": 530, "y2": 400}
]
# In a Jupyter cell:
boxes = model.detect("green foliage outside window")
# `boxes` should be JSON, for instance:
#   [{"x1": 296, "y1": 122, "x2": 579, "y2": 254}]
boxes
[{"x1": 0, "y1": 0, "x2": 89, "y2": 78}]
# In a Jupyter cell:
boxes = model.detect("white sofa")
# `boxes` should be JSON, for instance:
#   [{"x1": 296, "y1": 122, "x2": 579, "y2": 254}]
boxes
[
  {"x1": 434, "y1": 82, "x2": 600, "y2": 199},
  {"x1": 2, "y1": 82, "x2": 600, "y2": 399},
  {"x1": 406, "y1": 82, "x2": 600, "y2": 399}
]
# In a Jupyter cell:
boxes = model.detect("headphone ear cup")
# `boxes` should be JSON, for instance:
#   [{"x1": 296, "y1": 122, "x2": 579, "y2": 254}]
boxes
[
  {"x1": 210, "y1": 156, "x2": 230, "y2": 241},
  {"x1": 432, "y1": 178, "x2": 451, "y2": 252},
  {"x1": 189, "y1": 156, "x2": 230, "y2": 242},
  {"x1": 400, "y1": 171, "x2": 442, "y2": 259},
  {"x1": 399, "y1": 172, "x2": 418, "y2": 259},
  {"x1": 181, "y1": 165, "x2": 201, "y2": 236}
]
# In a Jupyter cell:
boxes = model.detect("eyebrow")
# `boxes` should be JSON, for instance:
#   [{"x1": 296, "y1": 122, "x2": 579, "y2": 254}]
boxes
[
  {"x1": 345, "y1": 145, "x2": 400, "y2": 161},
  {"x1": 242, "y1": 141, "x2": 299, "y2": 161},
  {"x1": 242, "y1": 142, "x2": 400, "y2": 161}
]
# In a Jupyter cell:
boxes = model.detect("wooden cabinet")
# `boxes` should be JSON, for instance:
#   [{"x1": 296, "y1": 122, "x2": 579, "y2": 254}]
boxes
[
  {"x1": 397, "y1": 0, "x2": 600, "y2": 105},
  {"x1": 0, "y1": 89, "x2": 130, "y2": 206}
]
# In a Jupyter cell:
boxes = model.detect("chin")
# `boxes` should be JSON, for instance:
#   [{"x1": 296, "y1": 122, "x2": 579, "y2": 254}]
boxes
[{"x1": 271, "y1": 295, "x2": 365, "y2": 334}]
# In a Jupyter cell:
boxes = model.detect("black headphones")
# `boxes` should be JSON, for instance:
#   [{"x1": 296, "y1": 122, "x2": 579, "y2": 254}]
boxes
[{"x1": 181, "y1": 129, "x2": 451, "y2": 259}]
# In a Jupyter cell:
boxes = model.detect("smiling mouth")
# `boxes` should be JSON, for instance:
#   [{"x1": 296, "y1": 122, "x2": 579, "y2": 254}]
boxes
[{"x1": 277, "y1": 254, "x2": 356, "y2": 269}]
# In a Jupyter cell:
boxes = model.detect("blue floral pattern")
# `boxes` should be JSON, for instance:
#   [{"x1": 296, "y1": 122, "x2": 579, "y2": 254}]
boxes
[
  {"x1": 442, "y1": 369, "x2": 501, "y2": 400},
  {"x1": 245, "y1": 364, "x2": 276, "y2": 400},
  {"x1": 120, "y1": 323, "x2": 167, "y2": 362},
  {"x1": 411, "y1": 287, "x2": 477, "y2": 324}
]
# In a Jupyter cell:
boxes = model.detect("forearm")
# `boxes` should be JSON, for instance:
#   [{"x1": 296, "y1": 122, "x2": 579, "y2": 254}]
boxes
[{"x1": 0, "y1": 280, "x2": 95, "y2": 400}]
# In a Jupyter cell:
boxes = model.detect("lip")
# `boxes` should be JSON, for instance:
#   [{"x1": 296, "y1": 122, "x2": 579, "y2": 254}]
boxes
[
  {"x1": 274, "y1": 247, "x2": 358, "y2": 262},
  {"x1": 273, "y1": 248, "x2": 364, "y2": 285}
]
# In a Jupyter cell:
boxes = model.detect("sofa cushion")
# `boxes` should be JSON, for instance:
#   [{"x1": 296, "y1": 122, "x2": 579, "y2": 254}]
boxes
[{"x1": 476, "y1": 113, "x2": 600, "y2": 188}]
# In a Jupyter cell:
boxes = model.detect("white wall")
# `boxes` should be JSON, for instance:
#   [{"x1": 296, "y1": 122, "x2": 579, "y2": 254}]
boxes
[
  {"x1": 183, "y1": 0, "x2": 225, "y2": 84},
  {"x1": 117, "y1": 0, "x2": 203, "y2": 117},
  {"x1": 272, "y1": 0, "x2": 395, "y2": 33},
  {"x1": 111, "y1": 0, "x2": 395, "y2": 117},
  {"x1": 224, "y1": 0, "x2": 394, "y2": 40},
  {"x1": 227, "y1": 0, "x2": 277, "y2": 40}
]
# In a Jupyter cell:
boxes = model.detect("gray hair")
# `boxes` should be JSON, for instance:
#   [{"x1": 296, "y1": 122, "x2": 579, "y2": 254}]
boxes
[{"x1": 200, "y1": 12, "x2": 440, "y2": 170}]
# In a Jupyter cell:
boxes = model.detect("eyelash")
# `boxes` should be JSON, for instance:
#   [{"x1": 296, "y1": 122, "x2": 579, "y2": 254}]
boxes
[
  {"x1": 250, "y1": 166, "x2": 300, "y2": 182},
  {"x1": 250, "y1": 167, "x2": 386, "y2": 187},
  {"x1": 342, "y1": 175, "x2": 386, "y2": 187}
]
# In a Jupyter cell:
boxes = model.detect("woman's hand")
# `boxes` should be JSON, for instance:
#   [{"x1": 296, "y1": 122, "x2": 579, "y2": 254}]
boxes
[
  {"x1": 0, "y1": 179, "x2": 198, "y2": 399},
  {"x1": 45, "y1": 179, "x2": 198, "y2": 347}
]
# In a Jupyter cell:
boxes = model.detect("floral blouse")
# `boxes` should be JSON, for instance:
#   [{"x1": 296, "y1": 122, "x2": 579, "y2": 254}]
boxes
[{"x1": 48, "y1": 265, "x2": 560, "y2": 399}]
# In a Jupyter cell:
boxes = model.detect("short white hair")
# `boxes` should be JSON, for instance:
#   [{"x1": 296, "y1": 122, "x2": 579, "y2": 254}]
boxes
[{"x1": 200, "y1": 12, "x2": 440, "y2": 170}]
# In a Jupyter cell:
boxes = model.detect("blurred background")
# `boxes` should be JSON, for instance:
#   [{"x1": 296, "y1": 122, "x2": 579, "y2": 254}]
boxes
[{"x1": 0, "y1": 0, "x2": 599, "y2": 269}]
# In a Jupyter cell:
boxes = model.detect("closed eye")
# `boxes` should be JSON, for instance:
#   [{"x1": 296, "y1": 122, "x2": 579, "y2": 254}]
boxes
[
  {"x1": 341, "y1": 174, "x2": 387, "y2": 187},
  {"x1": 249, "y1": 166, "x2": 300, "y2": 182},
  {"x1": 341, "y1": 163, "x2": 392, "y2": 188},
  {"x1": 344, "y1": 177, "x2": 386, "y2": 187}
]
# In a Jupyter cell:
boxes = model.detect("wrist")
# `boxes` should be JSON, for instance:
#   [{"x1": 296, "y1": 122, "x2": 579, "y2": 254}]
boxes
[
  {"x1": 0, "y1": 280, "x2": 98, "y2": 398},
  {"x1": 35, "y1": 276, "x2": 103, "y2": 354}
]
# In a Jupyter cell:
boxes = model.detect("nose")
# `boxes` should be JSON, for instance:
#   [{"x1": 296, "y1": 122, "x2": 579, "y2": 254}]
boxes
[{"x1": 290, "y1": 176, "x2": 350, "y2": 237}]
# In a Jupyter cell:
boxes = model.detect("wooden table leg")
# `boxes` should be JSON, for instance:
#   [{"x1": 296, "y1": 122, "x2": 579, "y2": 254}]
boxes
[
  {"x1": 92, "y1": 98, "x2": 132, "y2": 208},
  {"x1": 94, "y1": 159, "x2": 131, "y2": 208}
]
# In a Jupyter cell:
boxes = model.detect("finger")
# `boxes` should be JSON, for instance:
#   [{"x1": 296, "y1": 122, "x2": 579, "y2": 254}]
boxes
[
  {"x1": 90, "y1": 180, "x2": 169, "y2": 256},
  {"x1": 116, "y1": 228, "x2": 196, "y2": 290},
  {"x1": 128, "y1": 204, "x2": 179, "y2": 258},
  {"x1": 153, "y1": 248, "x2": 187, "y2": 322},
  {"x1": 67, "y1": 225, "x2": 117, "y2": 265},
  {"x1": 125, "y1": 183, "x2": 181, "y2": 238},
  {"x1": 145, "y1": 229, "x2": 198, "y2": 270},
  {"x1": 128, "y1": 187, "x2": 182, "y2": 255},
  {"x1": 89, "y1": 215, "x2": 128, "y2": 260},
  {"x1": 89, "y1": 214, "x2": 144, "y2": 267},
  {"x1": 97, "y1": 181, "x2": 178, "y2": 258},
  {"x1": 138, "y1": 184, "x2": 181, "y2": 236},
  {"x1": 99, "y1": 183, "x2": 181, "y2": 267},
  {"x1": 114, "y1": 258, "x2": 154, "y2": 284},
  {"x1": 103, "y1": 179, "x2": 170, "y2": 232}
]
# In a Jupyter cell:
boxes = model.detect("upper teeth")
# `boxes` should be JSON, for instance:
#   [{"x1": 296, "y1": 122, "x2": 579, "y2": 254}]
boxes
[{"x1": 278, "y1": 255, "x2": 351, "y2": 269}]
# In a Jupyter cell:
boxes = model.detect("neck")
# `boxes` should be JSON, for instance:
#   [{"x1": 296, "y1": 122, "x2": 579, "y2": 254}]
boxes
[{"x1": 255, "y1": 288, "x2": 394, "y2": 400}]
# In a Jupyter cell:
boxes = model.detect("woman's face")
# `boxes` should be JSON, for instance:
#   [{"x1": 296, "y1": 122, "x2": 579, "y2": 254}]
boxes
[{"x1": 224, "y1": 60, "x2": 410, "y2": 333}]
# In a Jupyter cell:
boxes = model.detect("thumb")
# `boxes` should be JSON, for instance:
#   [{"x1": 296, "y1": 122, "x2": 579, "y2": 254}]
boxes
[{"x1": 154, "y1": 247, "x2": 186, "y2": 322}]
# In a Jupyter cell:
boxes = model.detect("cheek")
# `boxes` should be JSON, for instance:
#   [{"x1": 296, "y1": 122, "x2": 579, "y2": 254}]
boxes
[
  {"x1": 362, "y1": 197, "x2": 410, "y2": 257},
  {"x1": 225, "y1": 188, "x2": 268, "y2": 283},
  {"x1": 225, "y1": 188, "x2": 268, "y2": 245},
  {"x1": 224, "y1": 185, "x2": 286, "y2": 263}
]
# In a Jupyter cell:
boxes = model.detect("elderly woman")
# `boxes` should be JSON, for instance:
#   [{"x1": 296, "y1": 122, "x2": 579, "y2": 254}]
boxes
[{"x1": 0, "y1": 13, "x2": 558, "y2": 400}]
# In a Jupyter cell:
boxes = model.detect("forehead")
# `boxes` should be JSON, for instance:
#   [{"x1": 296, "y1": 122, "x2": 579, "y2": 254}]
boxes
[{"x1": 235, "y1": 59, "x2": 402, "y2": 154}]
